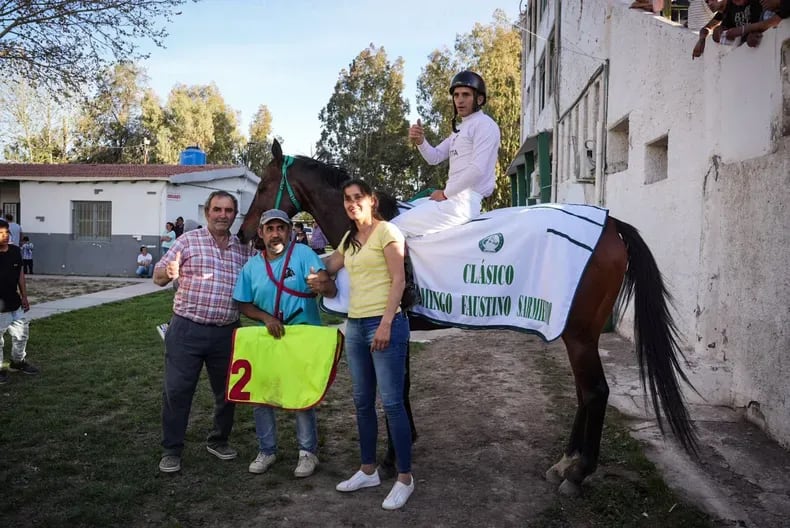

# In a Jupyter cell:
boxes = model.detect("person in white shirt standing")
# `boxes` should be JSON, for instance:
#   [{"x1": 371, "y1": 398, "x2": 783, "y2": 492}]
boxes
[
  {"x1": 4, "y1": 214, "x2": 21, "y2": 246},
  {"x1": 392, "y1": 70, "x2": 501, "y2": 237}
]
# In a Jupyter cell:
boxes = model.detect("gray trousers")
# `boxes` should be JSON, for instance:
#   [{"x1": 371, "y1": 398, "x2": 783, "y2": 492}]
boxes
[{"x1": 161, "y1": 315, "x2": 239, "y2": 456}]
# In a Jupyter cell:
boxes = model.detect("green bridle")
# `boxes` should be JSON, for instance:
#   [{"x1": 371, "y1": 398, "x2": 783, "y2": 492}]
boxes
[{"x1": 273, "y1": 155, "x2": 302, "y2": 212}]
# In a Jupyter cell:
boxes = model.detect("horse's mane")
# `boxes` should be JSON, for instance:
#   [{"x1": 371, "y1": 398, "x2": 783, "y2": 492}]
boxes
[
  {"x1": 375, "y1": 192, "x2": 399, "y2": 221},
  {"x1": 294, "y1": 155, "x2": 350, "y2": 190},
  {"x1": 294, "y1": 155, "x2": 399, "y2": 221}
]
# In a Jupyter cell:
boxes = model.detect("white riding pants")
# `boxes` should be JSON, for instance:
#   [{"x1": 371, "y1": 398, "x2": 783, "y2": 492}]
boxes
[{"x1": 392, "y1": 189, "x2": 483, "y2": 238}]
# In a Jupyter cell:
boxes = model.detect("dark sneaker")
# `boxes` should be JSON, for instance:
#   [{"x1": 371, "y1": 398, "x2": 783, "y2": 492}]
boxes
[
  {"x1": 159, "y1": 455, "x2": 181, "y2": 473},
  {"x1": 9, "y1": 360, "x2": 39, "y2": 375},
  {"x1": 207, "y1": 444, "x2": 238, "y2": 460},
  {"x1": 0, "y1": 369, "x2": 8, "y2": 384}
]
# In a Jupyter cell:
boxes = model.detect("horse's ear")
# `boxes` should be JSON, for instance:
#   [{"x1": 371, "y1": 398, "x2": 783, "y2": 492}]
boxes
[{"x1": 271, "y1": 139, "x2": 283, "y2": 165}]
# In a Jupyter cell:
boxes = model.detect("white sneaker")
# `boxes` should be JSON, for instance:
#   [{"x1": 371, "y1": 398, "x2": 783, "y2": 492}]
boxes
[
  {"x1": 294, "y1": 450, "x2": 319, "y2": 477},
  {"x1": 382, "y1": 477, "x2": 415, "y2": 510},
  {"x1": 248, "y1": 452, "x2": 276, "y2": 474},
  {"x1": 156, "y1": 323, "x2": 169, "y2": 341},
  {"x1": 335, "y1": 469, "x2": 381, "y2": 492}
]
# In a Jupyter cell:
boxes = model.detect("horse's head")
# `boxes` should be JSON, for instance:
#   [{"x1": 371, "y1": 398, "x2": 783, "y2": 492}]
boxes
[
  {"x1": 238, "y1": 139, "x2": 355, "y2": 247},
  {"x1": 238, "y1": 139, "x2": 300, "y2": 245}
]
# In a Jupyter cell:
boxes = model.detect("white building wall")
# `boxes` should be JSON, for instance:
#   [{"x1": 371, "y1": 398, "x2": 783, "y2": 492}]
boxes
[
  {"x1": 21, "y1": 181, "x2": 167, "y2": 235},
  {"x1": 524, "y1": 1, "x2": 790, "y2": 446}
]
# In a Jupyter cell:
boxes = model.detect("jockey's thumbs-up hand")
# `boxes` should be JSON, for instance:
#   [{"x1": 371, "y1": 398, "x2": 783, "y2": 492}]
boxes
[
  {"x1": 166, "y1": 251, "x2": 181, "y2": 280},
  {"x1": 409, "y1": 118, "x2": 425, "y2": 146}
]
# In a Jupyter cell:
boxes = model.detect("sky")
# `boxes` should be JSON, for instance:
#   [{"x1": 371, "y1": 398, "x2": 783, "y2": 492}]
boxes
[{"x1": 140, "y1": 0, "x2": 520, "y2": 156}]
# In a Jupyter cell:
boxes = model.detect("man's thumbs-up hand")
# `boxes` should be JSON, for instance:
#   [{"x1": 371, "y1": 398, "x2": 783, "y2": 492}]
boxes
[{"x1": 166, "y1": 251, "x2": 181, "y2": 280}]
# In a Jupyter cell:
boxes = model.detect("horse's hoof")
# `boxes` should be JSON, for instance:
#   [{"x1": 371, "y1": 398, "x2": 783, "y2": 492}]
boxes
[
  {"x1": 545, "y1": 466, "x2": 564, "y2": 485},
  {"x1": 558, "y1": 479, "x2": 582, "y2": 497}
]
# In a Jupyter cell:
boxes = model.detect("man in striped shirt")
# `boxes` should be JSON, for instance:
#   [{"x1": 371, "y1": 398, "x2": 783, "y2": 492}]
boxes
[{"x1": 153, "y1": 190, "x2": 253, "y2": 473}]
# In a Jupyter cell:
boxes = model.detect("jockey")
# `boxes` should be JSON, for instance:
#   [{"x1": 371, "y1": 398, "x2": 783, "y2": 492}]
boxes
[{"x1": 392, "y1": 70, "x2": 501, "y2": 237}]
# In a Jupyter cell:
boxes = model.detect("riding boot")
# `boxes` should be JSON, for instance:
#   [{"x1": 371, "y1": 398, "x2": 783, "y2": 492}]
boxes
[{"x1": 400, "y1": 254, "x2": 422, "y2": 311}]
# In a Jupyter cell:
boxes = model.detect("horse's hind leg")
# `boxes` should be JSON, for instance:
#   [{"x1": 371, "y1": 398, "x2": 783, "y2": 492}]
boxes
[
  {"x1": 549, "y1": 220, "x2": 626, "y2": 496},
  {"x1": 546, "y1": 386, "x2": 584, "y2": 484},
  {"x1": 556, "y1": 335, "x2": 609, "y2": 496}
]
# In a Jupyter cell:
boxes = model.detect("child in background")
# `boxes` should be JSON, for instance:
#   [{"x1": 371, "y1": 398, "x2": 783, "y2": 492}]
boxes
[{"x1": 21, "y1": 236, "x2": 34, "y2": 274}]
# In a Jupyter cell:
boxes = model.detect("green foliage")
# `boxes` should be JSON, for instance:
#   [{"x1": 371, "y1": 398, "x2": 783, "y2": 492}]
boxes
[
  {"x1": 415, "y1": 9, "x2": 521, "y2": 209},
  {"x1": 316, "y1": 44, "x2": 419, "y2": 199},
  {"x1": 72, "y1": 62, "x2": 150, "y2": 163},
  {"x1": 0, "y1": 0, "x2": 191, "y2": 97},
  {"x1": 145, "y1": 83, "x2": 245, "y2": 165},
  {"x1": 244, "y1": 104, "x2": 275, "y2": 177},
  {"x1": 0, "y1": 80, "x2": 74, "y2": 163}
]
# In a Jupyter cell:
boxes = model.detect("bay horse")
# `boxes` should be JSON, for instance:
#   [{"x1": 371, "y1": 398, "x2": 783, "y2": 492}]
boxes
[{"x1": 238, "y1": 139, "x2": 697, "y2": 496}]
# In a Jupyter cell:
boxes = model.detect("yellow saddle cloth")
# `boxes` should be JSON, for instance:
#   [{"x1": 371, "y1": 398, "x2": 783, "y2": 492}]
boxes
[{"x1": 226, "y1": 325, "x2": 343, "y2": 410}]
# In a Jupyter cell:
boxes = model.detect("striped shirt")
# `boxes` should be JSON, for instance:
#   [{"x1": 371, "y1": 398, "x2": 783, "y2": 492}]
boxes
[{"x1": 155, "y1": 228, "x2": 252, "y2": 325}]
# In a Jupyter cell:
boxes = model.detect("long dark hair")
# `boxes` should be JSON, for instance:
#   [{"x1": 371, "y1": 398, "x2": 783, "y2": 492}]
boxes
[{"x1": 341, "y1": 178, "x2": 384, "y2": 255}]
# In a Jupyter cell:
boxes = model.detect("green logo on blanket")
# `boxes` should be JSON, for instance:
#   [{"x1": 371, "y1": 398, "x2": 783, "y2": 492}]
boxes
[{"x1": 478, "y1": 233, "x2": 504, "y2": 253}]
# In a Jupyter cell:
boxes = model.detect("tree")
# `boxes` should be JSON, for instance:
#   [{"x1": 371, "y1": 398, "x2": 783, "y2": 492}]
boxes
[
  {"x1": 316, "y1": 44, "x2": 418, "y2": 199},
  {"x1": 72, "y1": 62, "x2": 149, "y2": 163},
  {"x1": 415, "y1": 10, "x2": 521, "y2": 209},
  {"x1": 0, "y1": 0, "x2": 191, "y2": 96},
  {"x1": 244, "y1": 104, "x2": 274, "y2": 177},
  {"x1": 414, "y1": 48, "x2": 460, "y2": 190},
  {"x1": 0, "y1": 80, "x2": 74, "y2": 162},
  {"x1": 137, "y1": 83, "x2": 244, "y2": 165}
]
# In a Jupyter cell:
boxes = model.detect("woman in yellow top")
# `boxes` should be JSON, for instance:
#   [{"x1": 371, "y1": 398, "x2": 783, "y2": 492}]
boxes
[{"x1": 316, "y1": 178, "x2": 413, "y2": 510}]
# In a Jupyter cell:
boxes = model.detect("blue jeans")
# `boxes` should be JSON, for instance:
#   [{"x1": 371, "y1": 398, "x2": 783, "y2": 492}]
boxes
[
  {"x1": 345, "y1": 312, "x2": 411, "y2": 473},
  {"x1": 253, "y1": 406, "x2": 317, "y2": 455}
]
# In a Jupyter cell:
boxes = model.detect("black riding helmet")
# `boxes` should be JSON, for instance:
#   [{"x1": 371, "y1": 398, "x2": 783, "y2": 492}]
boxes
[
  {"x1": 449, "y1": 70, "x2": 487, "y2": 132},
  {"x1": 449, "y1": 70, "x2": 487, "y2": 107}
]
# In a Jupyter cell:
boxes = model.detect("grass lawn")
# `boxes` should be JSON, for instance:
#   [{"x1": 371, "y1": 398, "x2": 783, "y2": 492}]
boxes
[
  {"x1": 1, "y1": 291, "x2": 312, "y2": 527},
  {"x1": 0, "y1": 292, "x2": 717, "y2": 527}
]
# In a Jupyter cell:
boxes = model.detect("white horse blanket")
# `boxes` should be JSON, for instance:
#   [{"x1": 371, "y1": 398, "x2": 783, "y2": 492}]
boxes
[{"x1": 321, "y1": 203, "x2": 609, "y2": 342}]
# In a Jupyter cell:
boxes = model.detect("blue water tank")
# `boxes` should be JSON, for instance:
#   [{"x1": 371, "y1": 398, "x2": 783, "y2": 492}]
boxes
[{"x1": 180, "y1": 146, "x2": 207, "y2": 165}]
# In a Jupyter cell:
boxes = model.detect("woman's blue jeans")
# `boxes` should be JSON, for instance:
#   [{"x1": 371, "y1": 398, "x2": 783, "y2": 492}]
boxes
[
  {"x1": 253, "y1": 406, "x2": 317, "y2": 455},
  {"x1": 345, "y1": 312, "x2": 411, "y2": 473}
]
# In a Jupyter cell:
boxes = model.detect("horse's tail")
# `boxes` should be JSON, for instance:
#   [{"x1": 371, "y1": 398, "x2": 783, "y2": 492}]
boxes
[{"x1": 613, "y1": 218, "x2": 699, "y2": 455}]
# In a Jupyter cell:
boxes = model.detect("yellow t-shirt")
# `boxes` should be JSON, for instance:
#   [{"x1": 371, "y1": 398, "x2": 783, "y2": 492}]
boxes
[{"x1": 338, "y1": 221, "x2": 404, "y2": 318}]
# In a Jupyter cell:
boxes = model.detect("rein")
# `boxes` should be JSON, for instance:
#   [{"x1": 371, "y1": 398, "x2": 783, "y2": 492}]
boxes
[
  {"x1": 264, "y1": 242, "x2": 315, "y2": 323},
  {"x1": 274, "y1": 156, "x2": 302, "y2": 212}
]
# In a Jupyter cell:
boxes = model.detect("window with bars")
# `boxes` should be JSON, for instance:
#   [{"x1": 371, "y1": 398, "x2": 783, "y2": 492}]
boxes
[{"x1": 72, "y1": 201, "x2": 112, "y2": 240}]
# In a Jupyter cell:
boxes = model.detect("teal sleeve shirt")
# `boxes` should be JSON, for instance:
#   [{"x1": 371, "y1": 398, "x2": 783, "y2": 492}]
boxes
[{"x1": 233, "y1": 243, "x2": 325, "y2": 326}]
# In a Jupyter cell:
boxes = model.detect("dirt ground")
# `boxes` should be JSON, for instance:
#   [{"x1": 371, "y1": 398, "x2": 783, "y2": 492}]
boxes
[
  {"x1": 25, "y1": 275, "x2": 139, "y2": 304},
  {"x1": 227, "y1": 330, "x2": 577, "y2": 528}
]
